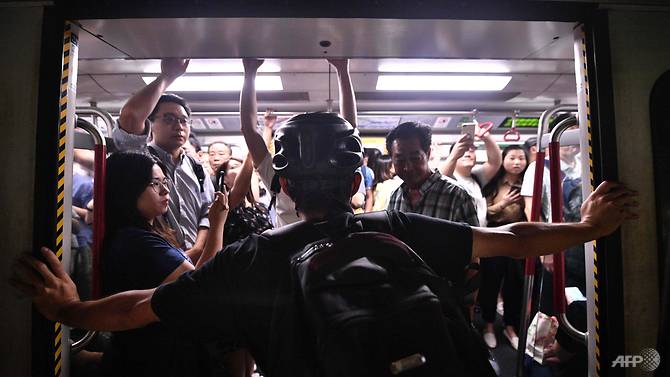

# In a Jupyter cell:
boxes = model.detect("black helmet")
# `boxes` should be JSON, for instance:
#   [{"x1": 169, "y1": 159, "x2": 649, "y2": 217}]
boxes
[{"x1": 272, "y1": 112, "x2": 363, "y2": 179}]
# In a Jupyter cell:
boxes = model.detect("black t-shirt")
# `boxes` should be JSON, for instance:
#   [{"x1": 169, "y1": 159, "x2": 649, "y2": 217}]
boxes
[{"x1": 151, "y1": 210, "x2": 472, "y2": 376}]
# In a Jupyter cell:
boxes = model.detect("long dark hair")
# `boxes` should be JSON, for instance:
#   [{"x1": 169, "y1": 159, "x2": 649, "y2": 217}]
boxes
[
  {"x1": 372, "y1": 155, "x2": 394, "y2": 185},
  {"x1": 104, "y1": 151, "x2": 178, "y2": 246},
  {"x1": 482, "y1": 145, "x2": 529, "y2": 199}
]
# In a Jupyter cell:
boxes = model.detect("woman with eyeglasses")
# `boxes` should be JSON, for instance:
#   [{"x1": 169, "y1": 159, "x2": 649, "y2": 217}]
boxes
[{"x1": 100, "y1": 151, "x2": 228, "y2": 377}]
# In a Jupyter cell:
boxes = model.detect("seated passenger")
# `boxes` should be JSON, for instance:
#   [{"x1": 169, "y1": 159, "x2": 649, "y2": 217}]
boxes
[
  {"x1": 100, "y1": 151, "x2": 228, "y2": 377},
  {"x1": 14, "y1": 113, "x2": 637, "y2": 377}
]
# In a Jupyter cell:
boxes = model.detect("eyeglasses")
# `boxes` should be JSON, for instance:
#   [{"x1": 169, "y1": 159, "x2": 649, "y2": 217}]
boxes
[
  {"x1": 156, "y1": 113, "x2": 192, "y2": 127},
  {"x1": 148, "y1": 178, "x2": 170, "y2": 194}
]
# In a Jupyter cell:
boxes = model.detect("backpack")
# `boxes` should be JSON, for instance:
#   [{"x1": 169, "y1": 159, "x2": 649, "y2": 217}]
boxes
[{"x1": 290, "y1": 211, "x2": 496, "y2": 377}]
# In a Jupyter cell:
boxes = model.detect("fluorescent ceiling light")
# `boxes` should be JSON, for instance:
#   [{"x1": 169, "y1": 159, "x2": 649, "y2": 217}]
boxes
[
  {"x1": 141, "y1": 75, "x2": 283, "y2": 91},
  {"x1": 142, "y1": 59, "x2": 281, "y2": 73},
  {"x1": 378, "y1": 59, "x2": 510, "y2": 73},
  {"x1": 376, "y1": 75, "x2": 512, "y2": 91}
]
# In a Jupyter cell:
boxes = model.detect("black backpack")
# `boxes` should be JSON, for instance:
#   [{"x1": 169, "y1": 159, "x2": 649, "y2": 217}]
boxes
[{"x1": 290, "y1": 212, "x2": 496, "y2": 377}]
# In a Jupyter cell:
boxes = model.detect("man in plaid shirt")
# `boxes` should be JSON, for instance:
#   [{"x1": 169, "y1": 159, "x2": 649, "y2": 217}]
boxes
[{"x1": 387, "y1": 121, "x2": 479, "y2": 226}]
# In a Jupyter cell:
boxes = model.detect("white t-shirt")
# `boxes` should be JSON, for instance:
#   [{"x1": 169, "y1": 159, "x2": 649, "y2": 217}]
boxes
[
  {"x1": 521, "y1": 160, "x2": 551, "y2": 221},
  {"x1": 255, "y1": 153, "x2": 366, "y2": 227},
  {"x1": 453, "y1": 171, "x2": 487, "y2": 227}
]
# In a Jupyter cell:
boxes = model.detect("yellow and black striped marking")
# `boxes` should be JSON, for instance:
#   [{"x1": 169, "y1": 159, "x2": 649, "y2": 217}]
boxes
[
  {"x1": 54, "y1": 21, "x2": 77, "y2": 377},
  {"x1": 579, "y1": 26, "x2": 601, "y2": 375}
]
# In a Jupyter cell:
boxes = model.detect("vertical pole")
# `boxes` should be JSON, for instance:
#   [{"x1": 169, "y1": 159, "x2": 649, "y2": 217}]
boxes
[{"x1": 52, "y1": 20, "x2": 79, "y2": 377}]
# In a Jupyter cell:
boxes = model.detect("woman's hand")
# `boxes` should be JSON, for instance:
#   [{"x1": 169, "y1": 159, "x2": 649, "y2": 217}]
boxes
[
  {"x1": 500, "y1": 188, "x2": 522, "y2": 207},
  {"x1": 208, "y1": 190, "x2": 230, "y2": 227},
  {"x1": 10, "y1": 247, "x2": 80, "y2": 322}
]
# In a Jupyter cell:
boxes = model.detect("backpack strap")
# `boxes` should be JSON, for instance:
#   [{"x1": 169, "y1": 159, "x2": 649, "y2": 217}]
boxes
[{"x1": 186, "y1": 155, "x2": 206, "y2": 193}]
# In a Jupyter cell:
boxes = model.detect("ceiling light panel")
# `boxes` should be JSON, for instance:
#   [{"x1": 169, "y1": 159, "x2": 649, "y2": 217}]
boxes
[
  {"x1": 141, "y1": 75, "x2": 283, "y2": 91},
  {"x1": 142, "y1": 59, "x2": 281, "y2": 73},
  {"x1": 378, "y1": 59, "x2": 511, "y2": 73},
  {"x1": 376, "y1": 75, "x2": 512, "y2": 91}
]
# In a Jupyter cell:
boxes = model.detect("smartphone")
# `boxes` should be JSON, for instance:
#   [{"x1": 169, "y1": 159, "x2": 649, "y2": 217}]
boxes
[
  {"x1": 509, "y1": 184, "x2": 522, "y2": 194},
  {"x1": 460, "y1": 122, "x2": 476, "y2": 138}
]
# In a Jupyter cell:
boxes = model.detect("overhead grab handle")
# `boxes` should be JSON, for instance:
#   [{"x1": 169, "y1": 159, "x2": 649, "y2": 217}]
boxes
[
  {"x1": 504, "y1": 110, "x2": 521, "y2": 141},
  {"x1": 471, "y1": 109, "x2": 494, "y2": 138}
]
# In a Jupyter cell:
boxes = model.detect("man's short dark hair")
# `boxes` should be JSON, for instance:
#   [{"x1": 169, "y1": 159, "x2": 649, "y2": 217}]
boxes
[
  {"x1": 148, "y1": 93, "x2": 191, "y2": 120},
  {"x1": 386, "y1": 121, "x2": 432, "y2": 155},
  {"x1": 523, "y1": 137, "x2": 537, "y2": 151}
]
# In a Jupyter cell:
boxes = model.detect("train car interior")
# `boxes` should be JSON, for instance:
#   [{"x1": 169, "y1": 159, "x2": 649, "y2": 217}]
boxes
[{"x1": 1, "y1": 2, "x2": 669, "y2": 377}]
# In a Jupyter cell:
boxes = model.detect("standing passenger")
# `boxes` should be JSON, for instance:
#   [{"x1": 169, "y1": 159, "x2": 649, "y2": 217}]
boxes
[
  {"x1": 100, "y1": 151, "x2": 228, "y2": 377},
  {"x1": 440, "y1": 130, "x2": 502, "y2": 227},
  {"x1": 386, "y1": 121, "x2": 479, "y2": 226},
  {"x1": 479, "y1": 145, "x2": 529, "y2": 349},
  {"x1": 113, "y1": 58, "x2": 215, "y2": 265}
]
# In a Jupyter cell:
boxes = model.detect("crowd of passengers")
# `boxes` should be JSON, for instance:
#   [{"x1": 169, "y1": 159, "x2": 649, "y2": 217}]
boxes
[{"x1": 69, "y1": 58, "x2": 587, "y2": 377}]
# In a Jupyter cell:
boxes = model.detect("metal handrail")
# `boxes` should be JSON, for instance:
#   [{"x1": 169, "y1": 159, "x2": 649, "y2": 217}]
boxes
[
  {"x1": 516, "y1": 105, "x2": 577, "y2": 377},
  {"x1": 76, "y1": 107, "x2": 115, "y2": 135},
  {"x1": 548, "y1": 116, "x2": 588, "y2": 344},
  {"x1": 70, "y1": 117, "x2": 107, "y2": 353}
]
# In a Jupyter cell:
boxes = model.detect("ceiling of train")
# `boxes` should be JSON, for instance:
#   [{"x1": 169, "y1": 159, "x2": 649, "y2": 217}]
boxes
[{"x1": 76, "y1": 17, "x2": 579, "y2": 134}]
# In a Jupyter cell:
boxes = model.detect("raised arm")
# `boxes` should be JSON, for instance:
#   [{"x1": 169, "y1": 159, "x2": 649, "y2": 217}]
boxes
[
  {"x1": 439, "y1": 133, "x2": 474, "y2": 177},
  {"x1": 228, "y1": 154, "x2": 255, "y2": 209},
  {"x1": 262, "y1": 109, "x2": 277, "y2": 148},
  {"x1": 118, "y1": 59, "x2": 189, "y2": 135},
  {"x1": 472, "y1": 181, "x2": 637, "y2": 259},
  {"x1": 241, "y1": 59, "x2": 270, "y2": 167},
  {"x1": 327, "y1": 58, "x2": 357, "y2": 128},
  {"x1": 474, "y1": 133, "x2": 502, "y2": 182},
  {"x1": 196, "y1": 191, "x2": 229, "y2": 268},
  {"x1": 11, "y1": 248, "x2": 158, "y2": 331}
]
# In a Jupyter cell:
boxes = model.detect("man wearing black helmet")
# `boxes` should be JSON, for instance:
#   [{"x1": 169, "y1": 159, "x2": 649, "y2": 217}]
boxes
[{"x1": 14, "y1": 113, "x2": 637, "y2": 376}]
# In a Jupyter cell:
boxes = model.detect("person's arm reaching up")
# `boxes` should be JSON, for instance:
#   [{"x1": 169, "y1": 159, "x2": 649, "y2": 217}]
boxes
[
  {"x1": 228, "y1": 154, "x2": 255, "y2": 209},
  {"x1": 440, "y1": 133, "x2": 474, "y2": 177},
  {"x1": 472, "y1": 181, "x2": 638, "y2": 259},
  {"x1": 196, "y1": 191, "x2": 229, "y2": 268},
  {"x1": 118, "y1": 59, "x2": 189, "y2": 135},
  {"x1": 327, "y1": 59, "x2": 357, "y2": 128},
  {"x1": 241, "y1": 59, "x2": 270, "y2": 167},
  {"x1": 475, "y1": 132, "x2": 502, "y2": 183},
  {"x1": 262, "y1": 109, "x2": 277, "y2": 149}
]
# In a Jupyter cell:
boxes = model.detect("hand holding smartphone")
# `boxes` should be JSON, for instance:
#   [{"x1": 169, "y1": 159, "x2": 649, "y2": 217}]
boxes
[{"x1": 460, "y1": 122, "x2": 476, "y2": 139}]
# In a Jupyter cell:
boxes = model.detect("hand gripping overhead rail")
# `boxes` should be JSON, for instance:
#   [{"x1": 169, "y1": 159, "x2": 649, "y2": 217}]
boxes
[
  {"x1": 70, "y1": 117, "x2": 106, "y2": 353},
  {"x1": 515, "y1": 105, "x2": 586, "y2": 377}
]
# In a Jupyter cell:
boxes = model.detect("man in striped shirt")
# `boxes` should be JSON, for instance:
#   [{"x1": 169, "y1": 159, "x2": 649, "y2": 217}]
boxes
[{"x1": 387, "y1": 121, "x2": 478, "y2": 226}]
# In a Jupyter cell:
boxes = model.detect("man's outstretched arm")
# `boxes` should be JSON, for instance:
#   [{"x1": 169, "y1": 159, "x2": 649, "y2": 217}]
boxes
[
  {"x1": 240, "y1": 59, "x2": 271, "y2": 167},
  {"x1": 11, "y1": 248, "x2": 158, "y2": 331},
  {"x1": 328, "y1": 58, "x2": 357, "y2": 128},
  {"x1": 118, "y1": 58, "x2": 189, "y2": 135},
  {"x1": 472, "y1": 181, "x2": 638, "y2": 259}
]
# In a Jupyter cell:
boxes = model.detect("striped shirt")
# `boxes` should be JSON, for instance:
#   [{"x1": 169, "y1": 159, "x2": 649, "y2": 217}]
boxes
[{"x1": 388, "y1": 170, "x2": 479, "y2": 226}]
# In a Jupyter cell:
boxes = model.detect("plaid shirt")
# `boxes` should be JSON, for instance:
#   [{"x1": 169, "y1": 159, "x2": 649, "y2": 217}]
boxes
[{"x1": 388, "y1": 170, "x2": 479, "y2": 226}]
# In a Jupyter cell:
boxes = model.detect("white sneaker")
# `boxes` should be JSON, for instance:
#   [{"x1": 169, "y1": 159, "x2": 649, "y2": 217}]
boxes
[
  {"x1": 503, "y1": 330, "x2": 519, "y2": 351},
  {"x1": 483, "y1": 331, "x2": 497, "y2": 348}
]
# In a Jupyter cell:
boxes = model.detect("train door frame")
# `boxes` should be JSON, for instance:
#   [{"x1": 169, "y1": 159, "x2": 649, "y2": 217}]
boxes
[{"x1": 30, "y1": 2, "x2": 624, "y2": 376}]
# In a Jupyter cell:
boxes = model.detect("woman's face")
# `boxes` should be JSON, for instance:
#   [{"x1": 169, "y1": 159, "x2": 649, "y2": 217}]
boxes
[
  {"x1": 137, "y1": 164, "x2": 170, "y2": 221},
  {"x1": 503, "y1": 149, "x2": 527, "y2": 176}
]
